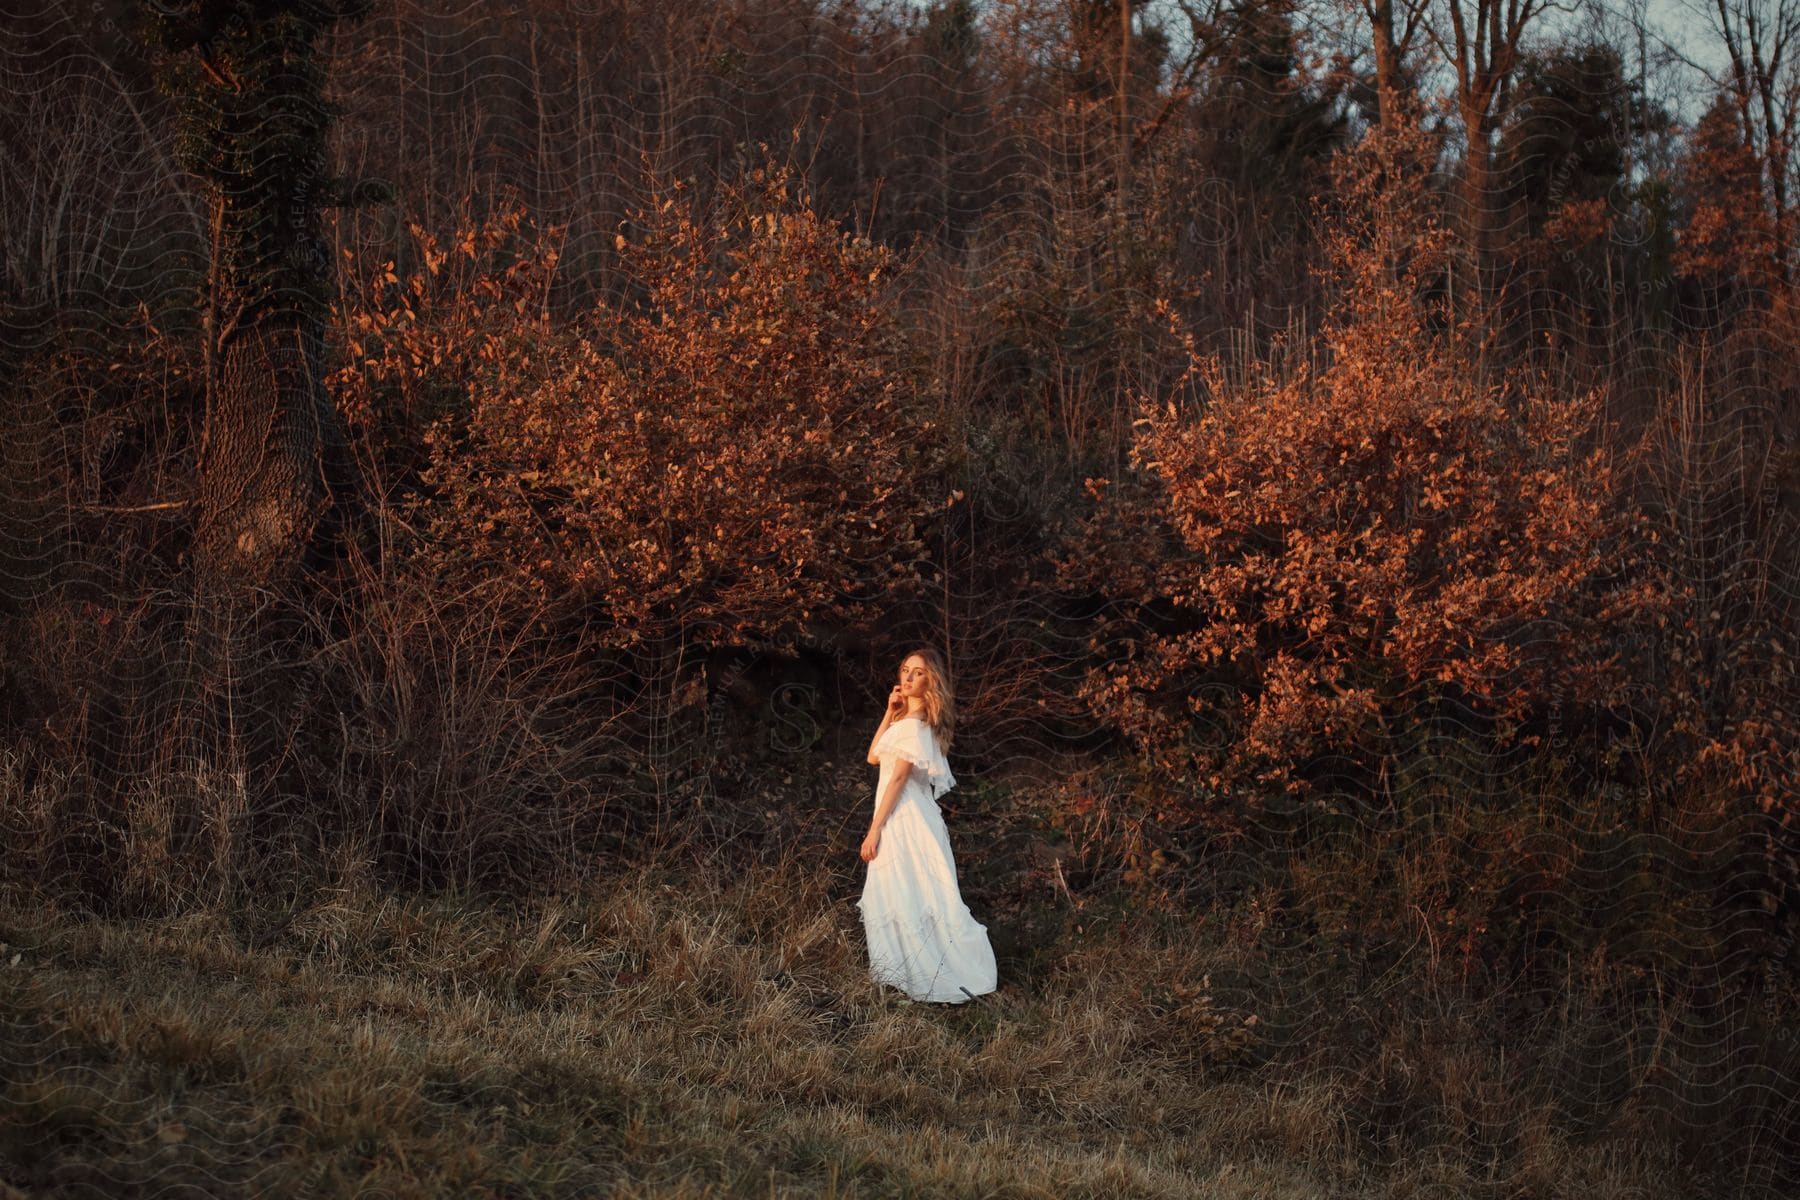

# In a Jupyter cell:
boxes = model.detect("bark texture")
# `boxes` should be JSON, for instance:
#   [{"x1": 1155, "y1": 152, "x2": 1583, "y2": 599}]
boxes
[{"x1": 193, "y1": 319, "x2": 344, "y2": 587}]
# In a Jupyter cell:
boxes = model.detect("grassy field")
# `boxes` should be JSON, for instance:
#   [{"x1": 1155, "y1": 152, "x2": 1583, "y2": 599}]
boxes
[{"x1": 2, "y1": 799, "x2": 1771, "y2": 1200}]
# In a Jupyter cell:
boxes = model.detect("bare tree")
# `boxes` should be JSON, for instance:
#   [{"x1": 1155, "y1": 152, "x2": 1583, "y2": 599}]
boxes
[
  {"x1": 1361, "y1": 0, "x2": 1430, "y2": 127},
  {"x1": 1422, "y1": 0, "x2": 1567, "y2": 302},
  {"x1": 1695, "y1": 0, "x2": 1800, "y2": 285}
]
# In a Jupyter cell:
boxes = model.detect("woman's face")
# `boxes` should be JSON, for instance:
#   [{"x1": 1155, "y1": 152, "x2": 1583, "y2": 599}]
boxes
[{"x1": 899, "y1": 656, "x2": 929, "y2": 702}]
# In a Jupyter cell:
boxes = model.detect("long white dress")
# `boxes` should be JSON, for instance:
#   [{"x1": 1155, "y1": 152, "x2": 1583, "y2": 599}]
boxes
[{"x1": 857, "y1": 717, "x2": 998, "y2": 1003}]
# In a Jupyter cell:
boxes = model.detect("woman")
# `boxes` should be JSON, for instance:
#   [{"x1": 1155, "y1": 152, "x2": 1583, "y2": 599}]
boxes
[{"x1": 857, "y1": 647, "x2": 997, "y2": 1003}]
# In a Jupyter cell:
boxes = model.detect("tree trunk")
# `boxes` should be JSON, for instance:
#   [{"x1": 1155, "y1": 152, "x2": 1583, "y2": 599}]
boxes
[
  {"x1": 193, "y1": 318, "x2": 348, "y2": 588},
  {"x1": 135, "y1": 0, "x2": 377, "y2": 592},
  {"x1": 1458, "y1": 98, "x2": 1495, "y2": 307},
  {"x1": 1371, "y1": 0, "x2": 1406, "y2": 128}
]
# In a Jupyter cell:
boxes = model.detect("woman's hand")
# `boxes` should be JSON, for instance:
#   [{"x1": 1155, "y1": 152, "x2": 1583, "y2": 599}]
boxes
[
  {"x1": 860, "y1": 827, "x2": 881, "y2": 863},
  {"x1": 885, "y1": 686, "x2": 906, "y2": 720}
]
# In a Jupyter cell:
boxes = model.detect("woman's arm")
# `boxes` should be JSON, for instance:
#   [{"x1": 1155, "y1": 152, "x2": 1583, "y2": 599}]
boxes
[
  {"x1": 860, "y1": 760, "x2": 911, "y2": 861},
  {"x1": 866, "y1": 712, "x2": 898, "y2": 765}
]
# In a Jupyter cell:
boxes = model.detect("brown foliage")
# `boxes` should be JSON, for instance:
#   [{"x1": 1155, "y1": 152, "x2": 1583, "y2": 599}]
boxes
[
  {"x1": 1674, "y1": 94, "x2": 1783, "y2": 295},
  {"x1": 329, "y1": 196, "x2": 565, "y2": 485},
  {"x1": 1057, "y1": 120, "x2": 1664, "y2": 822},
  {"x1": 333, "y1": 159, "x2": 955, "y2": 653},
  {"x1": 1630, "y1": 347, "x2": 1800, "y2": 895}
]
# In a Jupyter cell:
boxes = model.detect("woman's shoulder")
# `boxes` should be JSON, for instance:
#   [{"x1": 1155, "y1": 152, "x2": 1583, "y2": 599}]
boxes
[
  {"x1": 888, "y1": 716, "x2": 934, "y2": 742},
  {"x1": 907, "y1": 717, "x2": 945, "y2": 746}
]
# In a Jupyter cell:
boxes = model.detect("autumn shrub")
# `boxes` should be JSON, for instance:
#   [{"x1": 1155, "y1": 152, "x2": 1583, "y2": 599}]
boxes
[
  {"x1": 353, "y1": 160, "x2": 955, "y2": 661},
  {"x1": 1625, "y1": 347, "x2": 1800, "y2": 923},
  {"x1": 313, "y1": 156, "x2": 969, "y2": 868},
  {"x1": 1054, "y1": 118, "x2": 1665, "y2": 831},
  {"x1": 1673, "y1": 93, "x2": 1785, "y2": 305},
  {"x1": 328, "y1": 193, "x2": 567, "y2": 500}
]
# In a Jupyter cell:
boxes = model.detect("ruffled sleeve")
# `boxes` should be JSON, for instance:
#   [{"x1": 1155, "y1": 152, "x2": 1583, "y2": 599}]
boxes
[{"x1": 873, "y1": 718, "x2": 957, "y2": 801}]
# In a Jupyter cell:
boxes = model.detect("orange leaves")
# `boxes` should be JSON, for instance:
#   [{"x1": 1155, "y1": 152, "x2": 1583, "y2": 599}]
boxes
[
  {"x1": 1671, "y1": 96, "x2": 1783, "y2": 292},
  {"x1": 1061, "y1": 125, "x2": 1653, "y2": 819},
  {"x1": 329, "y1": 191, "x2": 566, "y2": 446},
  {"x1": 367, "y1": 158, "x2": 948, "y2": 654},
  {"x1": 1541, "y1": 196, "x2": 1613, "y2": 248}
]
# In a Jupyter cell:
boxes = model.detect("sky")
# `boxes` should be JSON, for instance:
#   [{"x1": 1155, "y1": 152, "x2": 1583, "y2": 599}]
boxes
[
  {"x1": 905, "y1": 0, "x2": 1748, "y2": 129},
  {"x1": 1601, "y1": 0, "x2": 1737, "y2": 118}
]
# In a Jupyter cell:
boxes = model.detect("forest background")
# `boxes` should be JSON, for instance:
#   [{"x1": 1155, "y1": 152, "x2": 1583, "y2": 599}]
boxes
[{"x1": 1, "y1": 0, "x2": 1797, "y2": 1195}]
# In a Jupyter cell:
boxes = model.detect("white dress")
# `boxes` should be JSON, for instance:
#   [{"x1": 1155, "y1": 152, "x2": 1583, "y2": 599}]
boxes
[{"x1": 857, "y1": 717, "x2": 998, "y2": 1003}]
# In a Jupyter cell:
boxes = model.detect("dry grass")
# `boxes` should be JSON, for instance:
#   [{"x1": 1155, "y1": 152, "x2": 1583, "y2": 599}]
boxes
[{"x1": 0, "y1": 830, "x2": 1761, "y2": 1200}]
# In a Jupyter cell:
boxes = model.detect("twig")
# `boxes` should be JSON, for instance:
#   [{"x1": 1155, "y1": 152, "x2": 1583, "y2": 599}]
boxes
[
  {"x1": 80, "y1": 500, "x2": 191, "y2": 514},
  {"x1": 1051, "y1": 855, "x2": 1084, "y2": 910}
]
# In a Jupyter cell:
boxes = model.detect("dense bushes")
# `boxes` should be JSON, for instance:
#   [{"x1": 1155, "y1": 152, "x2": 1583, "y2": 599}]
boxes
[
  {"x1": 1055, "y1": 121, "x2": 1665, "y2": 825},
  {"x1": 335, "y1": 162, "x2": 955, "y2": 657}
]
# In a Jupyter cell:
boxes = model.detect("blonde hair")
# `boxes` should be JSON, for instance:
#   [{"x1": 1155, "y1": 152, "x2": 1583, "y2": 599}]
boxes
[{"x1": 899, "y1": 646, "x2": 956, "y2": 755}]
